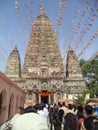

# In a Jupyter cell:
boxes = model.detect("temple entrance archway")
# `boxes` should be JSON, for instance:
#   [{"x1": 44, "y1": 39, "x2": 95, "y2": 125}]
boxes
[
  {"x1": 37, "y1": 91, "x2": 54, "y2": 104},
  {"x1": 41, "y1": 93, "x2": 48, "y2": 104}
]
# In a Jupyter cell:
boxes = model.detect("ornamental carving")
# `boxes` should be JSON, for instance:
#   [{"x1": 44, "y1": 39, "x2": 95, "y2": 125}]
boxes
[{"x1": 41, "y1": 81, "x2": 48, "y2": 89}]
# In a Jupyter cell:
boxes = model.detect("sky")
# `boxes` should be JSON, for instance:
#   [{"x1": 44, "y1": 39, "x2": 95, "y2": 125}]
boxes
[{"x1": 0, "y1": 0, "x2": 98, "y2": 72}]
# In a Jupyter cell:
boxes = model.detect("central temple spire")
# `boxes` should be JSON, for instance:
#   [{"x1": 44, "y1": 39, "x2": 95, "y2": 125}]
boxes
[
  {"x1": 39, "y1": 5, "x2": 46, "y2": 16},
  {"x1": 21, "y1": 6, "x2": 64, "y2": 78}
]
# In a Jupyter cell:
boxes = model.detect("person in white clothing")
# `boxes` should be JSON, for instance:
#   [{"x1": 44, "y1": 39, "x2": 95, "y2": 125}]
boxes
[
  {"x1": 0, "y1": 105, "x2": 49, "y2": 130},
  {"x1": 43, "y1": 104, "x2": 49, "y2": 121},
  {"x1": 37, "y1": 104, "x2": 46, "y2": 119},
  {"x1": 12, "y1": 112, "x2": 49, "y2": 130}
]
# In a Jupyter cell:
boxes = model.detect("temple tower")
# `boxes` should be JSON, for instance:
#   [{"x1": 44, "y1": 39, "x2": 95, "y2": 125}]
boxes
[
  {"x1": 14, "y1": 6, "x2": 64, "y2": 104},
  {"x1": 22, "y1": 6, "x2": 64, "y2": 79},
  {"x1": 65, "y1": 46, "x2": 87, "y2": 96},
  {"x1": 4, "y1": 46, "x2": 21, "y2": 81}
]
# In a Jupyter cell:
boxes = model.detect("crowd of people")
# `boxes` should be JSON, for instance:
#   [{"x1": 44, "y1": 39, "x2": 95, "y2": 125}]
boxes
[{"x1": 0, "y1": 102, "x2": 98, "y2": 130}]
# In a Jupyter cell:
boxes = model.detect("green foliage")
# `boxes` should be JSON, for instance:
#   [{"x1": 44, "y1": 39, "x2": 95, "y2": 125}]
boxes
[
  {"x1": 79, "y1": 55, "x2": 98, "y2": 97},
  {"x1": 79, "y1": 59, "x2": 86, "y2": 67},
  {"x1": 74, "y1": 90, "x2": 88, "y2": 106},
  {"x1": 74, "y1": 95, "x2": 85, "y2": 106},
  {"x1": 74, "y1": 56, "x2": 98, "y2": 106}
]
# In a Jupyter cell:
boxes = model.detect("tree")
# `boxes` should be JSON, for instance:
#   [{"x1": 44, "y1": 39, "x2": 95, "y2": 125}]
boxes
[
  {"x1": 74, "y1": 90, "x2": 90, "y2": 106},
  {"x1": 74, "y1": 93, "x2": 85, "y2": 106},
  {"x1": 79, "y1": 55, "x2": 98, "y2": 97}
]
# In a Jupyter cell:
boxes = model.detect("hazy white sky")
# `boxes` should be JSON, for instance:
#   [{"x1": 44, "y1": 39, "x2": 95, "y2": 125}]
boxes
[{"x1": 0, "y1": 0, "x2": 98, "y2": 72}]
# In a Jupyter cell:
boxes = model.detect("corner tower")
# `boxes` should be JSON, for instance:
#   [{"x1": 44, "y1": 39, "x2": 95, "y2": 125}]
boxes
[
  {"x1": 4, "y1": 46, "x2": 21, "y2": 80},
  {"x1": 65, "y1": 46, "x2": 87, "y2": 94}
]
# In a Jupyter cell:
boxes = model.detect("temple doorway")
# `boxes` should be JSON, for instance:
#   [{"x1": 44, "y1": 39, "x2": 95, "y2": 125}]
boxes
[
  {"x1": 37, "y1": 91, "x2": 54, "y2": 104},
  {"x1": 41, "y1": 91, "x2": 48, "y2": 104},
  {"x1": 41, "y1": 95, "x2": 48, "y2": 103}
]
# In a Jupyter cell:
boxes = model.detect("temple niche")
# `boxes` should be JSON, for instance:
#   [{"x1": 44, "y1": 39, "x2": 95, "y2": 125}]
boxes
[{"x1": 4, "y1": 6, "x2": 87, "y2": 104}]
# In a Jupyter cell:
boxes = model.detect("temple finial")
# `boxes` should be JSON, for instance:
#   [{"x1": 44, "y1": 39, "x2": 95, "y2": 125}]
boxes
[
  {"x1": 68, "y1": 45, "x2": 72, "y2": 51},
  {"x1": 39, "y1": 5, "x2": 46, "y2": 16}
]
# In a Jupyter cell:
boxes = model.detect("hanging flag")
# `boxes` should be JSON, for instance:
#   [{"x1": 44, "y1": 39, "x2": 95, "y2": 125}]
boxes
[{"x1": 62, "y1": 0, "x2": 67, "y2": 2}]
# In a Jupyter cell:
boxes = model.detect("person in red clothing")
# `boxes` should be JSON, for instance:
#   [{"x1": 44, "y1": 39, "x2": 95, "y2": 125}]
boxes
[{"x1": 76, "y1": 106, "x2": 85, "y2": 130}]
